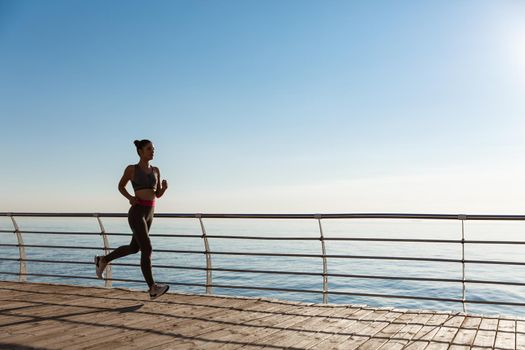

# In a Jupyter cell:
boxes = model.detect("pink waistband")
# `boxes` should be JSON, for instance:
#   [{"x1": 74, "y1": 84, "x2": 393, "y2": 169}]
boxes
[{"x1": 136, "y1": 198, "x2": 156, "y2": 207}]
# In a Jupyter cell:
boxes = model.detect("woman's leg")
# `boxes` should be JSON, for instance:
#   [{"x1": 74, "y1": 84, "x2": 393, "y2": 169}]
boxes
[
  {"x1": 103, "y1": 207, "x2": 140, "y2": 263},
  {"x1": 104, "y1": 235, "x2": 140, "y2": 263},
  {"x1": 128, "y1": 205, "x2": 155, "y2": 288},
  {"x1": 141, "y1": 206, "x2": 170, "y2": 298}
]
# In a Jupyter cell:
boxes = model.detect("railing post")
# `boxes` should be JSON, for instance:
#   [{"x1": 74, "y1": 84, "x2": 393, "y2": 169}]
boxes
[
  {"x1": 9, "y1": 214, "x2": 26, "y2": 282},
  {"x1": 458, "y1": 214, "x2": 467, "y2": 313},
  {"x1": 197, "y1": 214, "x2": 212, "y2": 294},
  {"x1": 95, "y1": 214, "x2": 112, "y2": 288},
  {"x1": 315, "y1": 214, "x2": 328, "y2": 304}
]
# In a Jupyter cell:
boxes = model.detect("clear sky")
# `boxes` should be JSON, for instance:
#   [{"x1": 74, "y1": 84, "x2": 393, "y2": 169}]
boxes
[{"x1": 1, "y1": 0, "x2": 524, "y2": 214}]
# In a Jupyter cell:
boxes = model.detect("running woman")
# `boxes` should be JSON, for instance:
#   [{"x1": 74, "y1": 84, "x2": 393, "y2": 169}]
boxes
[{"x1": 95, "y1": 139, "x2": 169, "y2": 300}]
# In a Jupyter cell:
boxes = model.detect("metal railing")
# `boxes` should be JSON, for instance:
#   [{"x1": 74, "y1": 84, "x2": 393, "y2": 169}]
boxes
[{"x1": 1, "y1": 212, "x2": 525, "y2": 313}]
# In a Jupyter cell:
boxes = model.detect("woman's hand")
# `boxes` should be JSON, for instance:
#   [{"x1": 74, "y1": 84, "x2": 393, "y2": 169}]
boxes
[
  {"x1": 129, "y1": 196, "x2": 138, "y2": 206},
  {"x1": 155, "y1": 180, "x2": 168, "y2": 198}
]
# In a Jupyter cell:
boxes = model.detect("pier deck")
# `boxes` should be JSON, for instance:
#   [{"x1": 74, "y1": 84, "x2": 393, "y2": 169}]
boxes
[{"x1": 0, "y1": 281, "x2": 523, "y2": 349}]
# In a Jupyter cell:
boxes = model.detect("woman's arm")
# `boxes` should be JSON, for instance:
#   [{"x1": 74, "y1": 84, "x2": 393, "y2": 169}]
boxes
[
  {"x1": 118, "y1": 165, "x2": 135, "y2": 202},
  {"x1": 155, "y1": 167, "x2": 168, "y2": 198}
]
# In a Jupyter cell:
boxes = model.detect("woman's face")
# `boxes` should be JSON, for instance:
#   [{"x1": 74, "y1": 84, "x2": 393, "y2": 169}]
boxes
[{"x1": 140, "y1": 143, "x2": 155, "y2": 160}]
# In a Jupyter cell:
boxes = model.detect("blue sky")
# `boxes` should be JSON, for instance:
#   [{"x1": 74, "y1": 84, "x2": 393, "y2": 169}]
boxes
[{"x1": 1, "y1": 0, "x2": 524, "y2": 213}]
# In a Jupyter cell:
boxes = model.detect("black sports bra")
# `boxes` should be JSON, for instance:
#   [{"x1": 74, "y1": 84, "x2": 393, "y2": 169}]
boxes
[{"x1": 131, "y1": 164, "x2": 158, "y2": 191}]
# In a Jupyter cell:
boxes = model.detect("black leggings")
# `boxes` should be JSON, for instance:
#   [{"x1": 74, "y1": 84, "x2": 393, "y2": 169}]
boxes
[{"x1": 105, "y1": 204, "x2": 155, "y2": 288}]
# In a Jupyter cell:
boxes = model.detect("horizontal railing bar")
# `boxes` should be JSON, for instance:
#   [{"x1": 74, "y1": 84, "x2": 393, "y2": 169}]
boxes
[
  {"x1": 463, "y1": 259, "x2": 525, "y2": 266},
  {"x1": 4, "y1": 230, "x2": 131, "y2": 237},
  {"x1": 207, "y1": 283, "x2": 322, "y2": 294},
  {"x1": 322, "y1": 237, "x2": 462, "y2": 243},
  {"x1": 1, "y1": 230, "x2": 202, "y2": 238},
  {"x1": 0, "y1": 271, "x2": 104, "y2": 281},
  {"x1": 466, "y1": 280, "x2": 525, "y2": 288},
  {"x1": 0, "y1": 258, "x2": 211, "y2": 274},
  {"x1": 207, "y1": 236, "x2": 525, "y2": 245},
  {"x1": 168, "y1": 251, "x2": 525, "y2": 266},
  {"x1": 4, "y1": 229, "x2": 525, "y2": 245},
  {"x1": 0, "y1": 271, "x2": 206, "y2": 287},
  {"x1": 202, "y1": 236, "x2": 456, "y2": 243},
  {"x1": 5, "y1": 229, "x2": 525, "y2": 247},
  {"x1": 325, "y1": 238, "x2": 525, "y2": 245},
  {"x1": 11, "y1": 230, "x2": 101, "y2": 235},
  {"x1": 0, "y1": 244, "x2": 105, "y2": 250},
  {"x1": 3, "y1": 257, "x2": 525, "y2": 287},
  {"x1": 3, "y1": 212, "x2": 525, "y2": 220},
  {"x1": 0, "y1": 231, "x2": 472, "y2": 242},
  {"x1": 2, "y1": 244, "x2": 524, "y2": 265},
  {"x1": 2, "y1": 271, "x2": 524, "y2": 307},
  {"x1": 465, "y1": 240, "x2": 525, "y2": 245},
  {"x1": 0, "y1": 244, "x2": 204, "y2": 254},
  {"x1": 326, "y1": 289, "x2": 463, "y2": 302},
  {"x1": 146, "y1": 234, "x2": 200, "y2": 238},
  {"x1": 456, "y1": 299, "x2": 525, "y2": 307},
  {"x1": 209, "y1": 251, "x2": 463, "y2": 263},
  {"x1": 193, "y1": 284, "x2": 475, "y2": 304},
  {"x1": 325, "y1": 290, "x2": 525, "y2": 307},
  {"x1": 206, "y1": 235, "x2": 320, "y2": 240}
]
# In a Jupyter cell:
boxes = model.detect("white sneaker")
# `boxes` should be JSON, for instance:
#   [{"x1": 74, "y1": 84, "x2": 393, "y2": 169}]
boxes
[
  {"x1": 94, "y1": 255, "x2": 107, "y2": 279},
  {"x1": 149, "y1": 283, "x2": 169, "y2": 300}
]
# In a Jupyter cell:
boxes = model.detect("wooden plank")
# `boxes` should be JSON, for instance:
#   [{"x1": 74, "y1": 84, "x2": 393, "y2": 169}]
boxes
[
  {"x1": 461, "y1": 316, "x2": 481, "y2": 329},
  {"x1": 517, "y1": 320, "x2": 525, "y2": 333},
  {"x1": 30, "y1": 290, "x2": 229, "y2": 345},
  {"x1": 430, "y1": 315, "x2": 465, "y2": 346},
  {"x1": 7, "y1": 321, "x2": 95, "y2": 349},
  {"x1": 119, "y1": 302, "x2": 317, "y2": 350},
  {"x1": 425, "y1": 313, "x2": 452, "y2": 327},
  {"x1": 34, "y1": 298, "x2": 186, "y2": 349},
  {"x1": 224, "y1": 303, "x2": 338, "y2": 349},
  {"x1": 479, "y1": 317, "x2": 499, "y2": 331},
  {"x1": 403, "y1": 328, "x2": 441, "y2": 350},
  {"x1": 64, "y1": 297, "x2": 258, "y2": 350},
  {"x1": 517, "y1": 334, "x2": 525, "y2": 350},
  {"x1": 450, "y1": 327, "x2": 477, "y2": 347},
  {"x1": 206, "y1": 307, "x2": 335, "y2": 349},
  {"x1": 298, "y1": 309, "x2": 398, "y2": 350},
  {"x1": 448, "y1": 345, "x2": 470, "y2": 350},
  {"x1": 346, "y1": 312, "x2": 403, "y2": 350},
  {"x1": 472, "y1": 329, "x2": 497, "y2": 348},
  {"x1": 208, "y1": 304, "x2": 358, "y2": 350},
  {"x1": 402, "y1": 313, "x2": 451, "y2": 350},
  {"x1": 424, "y1": 343, "x2": 449, "y2": 350},
  {"x1": 0, "y1": 304, "x2": 93, "y2": 335},
  {"x1": 376, "y1": 312, "x2": 434, "y2": 350},
  {"x1": 0, "y1": 314, "x2": 35, "y2": 328},
  {"x1": 64, "y1": 313, "x2": 182, "y2": 349},
  {"x1": 231, "y1": 306, "x2": 344, "y2": 349},
  {"x1": 11, "y1": 288, "x2": 156, "y2": 347},
  {"x1": 0, "y1": 300, "x2": 36, "y2": 311},
  {"x1": 357, "y1": 311, "x2": 417, "y2": 350},
  {"x1": 24, "y1": 286, "x2": 163, "y2": 348},
  {"x1": 109, "y1": 299, "x2": 288, "y2": 350},
  {"x1": 494, "y1": 319, "x2": 515, "y2": 350},
  {"x1": 312, "y1": 309, "x2": 402, "y2": 350},
  {"x1": 442, "y1": 315, "x2": 465, "y2": 328},
  {"x1": 276, "y1": 307, "x2": 380, "y2": 350}
]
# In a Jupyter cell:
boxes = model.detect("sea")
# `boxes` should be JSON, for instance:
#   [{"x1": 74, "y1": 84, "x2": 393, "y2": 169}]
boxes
[{"x1": 1, "y1": 214, "x2": 525, "y2": 318}]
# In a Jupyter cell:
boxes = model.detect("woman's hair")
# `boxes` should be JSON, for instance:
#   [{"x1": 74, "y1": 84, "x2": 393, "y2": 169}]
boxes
[{"x1": 133, "y1": 139, "x2": 152, "y2": 155}]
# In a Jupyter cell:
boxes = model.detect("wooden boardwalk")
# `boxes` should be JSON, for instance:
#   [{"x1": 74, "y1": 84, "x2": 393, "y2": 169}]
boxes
[{"x1": 0, "y1": 281, "x2": 523, "y2": 350}]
